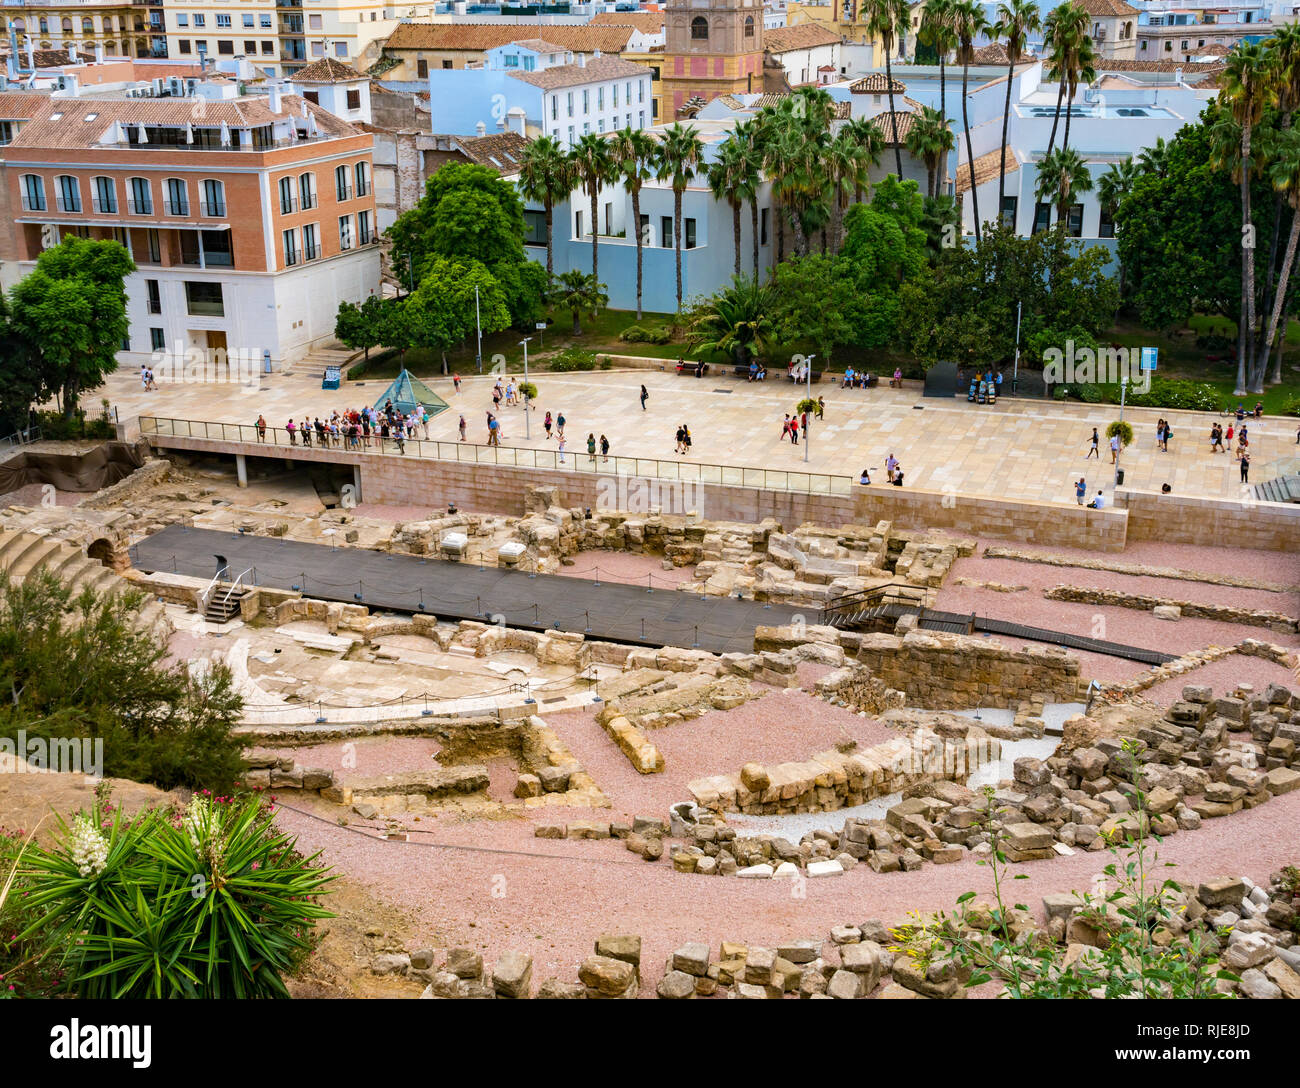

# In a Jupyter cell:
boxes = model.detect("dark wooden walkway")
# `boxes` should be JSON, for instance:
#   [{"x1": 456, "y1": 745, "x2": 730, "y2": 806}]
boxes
[{"x1": 132, "y1": 525, "x2": 804, "y2": 655}]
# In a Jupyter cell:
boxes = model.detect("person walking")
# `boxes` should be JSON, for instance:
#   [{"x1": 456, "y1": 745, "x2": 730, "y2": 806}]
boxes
[
  {"x1": 781, "y1": 414, "x2": 791, "y2": 440},
  {"x1": 587, "y1": 432, "x2": 597, "y2": 463},
  {"x1": 255, "y1": 414, "x2": 267, "y2": 442},
  {"x1": 556, "y1": 411, "x2": 566, "y2": 440},
  {"x1": 1211, "y1": 423, "x2": 1224, "y2": 453},
  {"x1": 1163, "y1": 419, "x2": 1173, "y2": 453},
  {"x1": 458, "y1": 414, "x2": 467, "y2": 442},
  {"x1": 1109, "y1": 431, "x2": 1121, "y2": 464},
  {"x1": 816, "y1": 396, "x2": 825, "y2": 420},
  {"x1": 600, "y1": 434, "x2": 609, "y2": 462},
  {"x1": 640, "y1": 384, "x2": 648, "y2": 411},
  {"x1": 286, "y1": 418, "x2": 297, "y2": 445},
  {"x1": 1086, "y1": 428, "x2": 1099, "y2": 459},
  {"x1": 682, "y1": 424, "x2": 692, "y2": 453},
  {"x1": 675, "y1": 424, "x2": 685, "y2": 454},
  {"x1": 1241, "y1": 451, "x2": 1251, "y2": 483},
  {"x1": 544, "y1": 411, "x2": 553, "y2": 439},
  {"x1": 1075, "y1": 477, "x2": 1087, "y2": 505},
  {"x1": 453, "y1": 372, "x2": 461, "y2": 394}
]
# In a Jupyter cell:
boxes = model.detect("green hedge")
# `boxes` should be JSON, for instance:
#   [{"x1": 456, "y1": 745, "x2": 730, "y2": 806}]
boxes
[
  {"x1": 619, "y1": 324, "x2": 672, "y2": 345},
  {"x1": 548, "y1": 348, "x2": 611, "y2": 372},
  {"x1": 1054, "y1": 378, "x2": 1222, "y2": 412},
  {"x1": 35, "y1": 408, "x2": 116, "y2": 441}
]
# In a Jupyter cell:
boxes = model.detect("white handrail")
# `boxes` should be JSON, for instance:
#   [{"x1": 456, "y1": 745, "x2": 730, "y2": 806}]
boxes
[
  {"x1": 198, "y1": 563, "x2": 229, "y2": 614},
  {"x1": 220, "y1": 567, "x2": 255, "y2": 608}
]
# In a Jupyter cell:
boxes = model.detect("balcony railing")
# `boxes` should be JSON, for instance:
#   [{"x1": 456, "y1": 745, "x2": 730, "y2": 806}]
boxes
[
  {"x1": 303, "y1": 243, "x2": 318, "y2": 261},
  {"x1": 284, "y1": 250, "x2": 299, "y2": 267},
  {"x1": 300, "y1": 192, "x2": 317, "y2": 210},
  {"x1": 355, "y1": 180, "x2": 369, "y2": 198},
  {"x1": 127, "y1": 199, "x2": 154, "y2": 215},
  {"x1": 200, "y1": 201, "x2": 226, "y2": 217},
  {"x1": 54, "y1": 195, "x2": 82, "y2": 213},
  {"x1": 279, "y1": 195, "x2": 299, "y2": 214},
  {"x1": 335, "y1": 184, "x2": 353, "y2": 202},
  {"x1": 163, "y1": 199, "x2": 190, "y2": 216},
  {"x1": 92, "y1": 197, "x2": 118, "y2": 214},
  {"x1": 20, "y1": 195, "x2": 47, "y2": 212}
]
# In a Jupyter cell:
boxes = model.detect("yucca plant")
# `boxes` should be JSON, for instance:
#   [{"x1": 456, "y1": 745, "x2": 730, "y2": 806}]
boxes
[{"x1": 20, "y1": 792, "x2": 333, "y2": 998}]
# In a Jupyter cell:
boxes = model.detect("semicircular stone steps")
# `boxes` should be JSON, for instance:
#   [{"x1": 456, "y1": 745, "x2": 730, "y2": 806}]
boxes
[{"x1": 0, "y1": 528, "x2": 171, "y2": 641}]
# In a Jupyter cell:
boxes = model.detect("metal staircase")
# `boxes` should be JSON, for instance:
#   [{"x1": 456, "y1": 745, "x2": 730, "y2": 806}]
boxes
[{"x1": 821, "y1": 583, "x2": 967, "y2": 633}]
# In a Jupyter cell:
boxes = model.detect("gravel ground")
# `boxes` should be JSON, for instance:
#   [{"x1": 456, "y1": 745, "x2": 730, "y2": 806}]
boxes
[
  {"x1": 1139, "y1": 654, "x2": 1300, "y2": 705},
  {"x1": 262, "y1": 737, "x2": 442, "y2": 778},
  {"x1": 553, "y1": 550, "x2": 696, "y2": 590},
  {"x1": 273, "y1": 784, "x2": 1300, "y2": 993}
]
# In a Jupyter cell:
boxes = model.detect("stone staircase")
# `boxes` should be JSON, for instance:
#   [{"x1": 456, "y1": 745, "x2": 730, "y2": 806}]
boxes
[{"x1": 0, "y1": 528, "x2": 170, "y2": 641}]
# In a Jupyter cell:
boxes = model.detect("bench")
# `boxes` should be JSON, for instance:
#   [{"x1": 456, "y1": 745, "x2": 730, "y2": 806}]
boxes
[
  {"x1": 788, "y1": 370, "x2": 823, "y2": 384},
  {"x1": 841, "y1": 374, "x2": 879, "y2": 388},
  {"x1": 675, "y1": 361, "x2": 708, "y2": 376}
]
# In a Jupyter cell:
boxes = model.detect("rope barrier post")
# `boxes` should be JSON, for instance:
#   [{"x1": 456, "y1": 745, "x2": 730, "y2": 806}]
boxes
[
  {"x1": 422, "y1": 693, "x2": 432, "y2": 717},
  {"x1": 693, "y1": 624, "x2": 700, "y2": 649},
  {"x1": 315, "y1": 700, "x2": 325, "y2": 723},
  {"x1": 593, "y1": 566, "x2": 600, "y2": 588},
  {"x1": 584, "y1": 609, "x2": 591, "y2": 634},
  {"x1": 646, "y1": 573, "x2": 653, "y2": 594}
]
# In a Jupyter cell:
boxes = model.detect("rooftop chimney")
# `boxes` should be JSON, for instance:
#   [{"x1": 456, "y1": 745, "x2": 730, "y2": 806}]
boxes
[
  {"x1": 268, "y1": 79, "x2": 282, "y2": 112},
  {"x1": 26, "y1": 40, "x2": 35, "y2": 71},
  {"x1": 577, "y1": 53, "x2": 586, "y2": 67},
  {"x1": 475, "y1": 120, "x2": 486, "y2": 136},
  {"x1": 67, "y1": 43, "x2": 76, "y2": 63},
  {"x1": 95, "y1": 42, "x2": 104, "y2": 64}
]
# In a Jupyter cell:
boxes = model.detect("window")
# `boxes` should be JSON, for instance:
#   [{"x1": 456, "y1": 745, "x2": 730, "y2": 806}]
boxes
[
  {"x1": 760, "y1": 208, "x2": 768, "y2": 245},
  {"x1": 638, "y1": 111, "x2": 644, "y2": 128},
  {"x1": 582, "y1": 89, "x2": 589, "y2": 113},
  {"x1": 336, "y1": 42, "x2": 348, "y2": 58},
  {"x1": 244, "y1": 40, "x2": 256, "y2": 53},
  {"x1": 92, "y1": 176, "x2": 116, "y2": 214},
  {"x1": 260, "y1": 41, "x2": 273, "y2": 55},
  {"x1": 1000, "y1": 195, "x2": 1017, "y2": 228},
  {"x1": 551, "y1": 96, "x2": 558, "y2": 121},
  {"x1": 302, "y1": 222, "x2": 318, "y2": 260},
  {"x1": 177, "y1": 13, "x2": 188, "y2": 26},
  {"x1": 299, "y1": 172, "x2": 316, "y2": 210},
  {"x1": 1099, "y1": 206, "x2": 1115, "y2": 238},
  {"x1": 303, "y1": 91, "x2": 319, "y2": 105},
  {"x1": 1164, "y1": 40, "x2": 1172, "y2": 51},
  {"x1": 243, "y1": 13, "x2": 254, "y2": 27},
  {"x1": 504, "y1": 53, "x2": 518, "y2": 67},
  {"x1": 55, "y1": 175, "x2": 81, "y2": 212},
  {"x1": 282, "y1": 227, "x2": 298, "y2": 266},
  {"x1": 660, "y1": 215, "x2": 672, "y2": 248},
  {"x1": 442, "y1": 60, "x2": 451, "y2": 69},
  {"x1": 308, "y1": 14, "x2": 322, "y2": 28},
  {"x1": 523, "y1": 210, "x2": 546, "y2": 246},
  {"x1": 146, "y1": 279, "x2": 161, "y2": 314},
  {"x1": 218, "y1": 40, "x2": 233, "y2": 55},
  {"x1": 1032, "y1": 201, "x2": 1052, "y2": 233},
  {"x1": 685, "y1": 218, "x2": 697, "y2": 249},
  {"x1": 639, "y1": 80, "x2": 644, "y2": 103},
  {"x1": 613, "y1": 83, "x2": 618, "y2": 108},
  {"x1": 201, "y1": 230, "x2": 232, "y2": 267},
  {"x1": 260, "y1": 13, "x2": 271, "y2": 28},
  {"x1": 691, "y1": 16, "x2": 708, "y2": 40},
  {"x1": 575, "y1": 209, "x2": 583, "y2": 238},
  {"x1": 164, "y1": 178, "x2": 188, "y2": 215},
  {"x1": 338, "y1": 215, "x2": 353, "y2": 250},
  {"x1": 150, "y1": 327, "x2": 166, "y2": 351},
  {"x1": 334, "y1": 164, "x2": 351, "y2": 201},
  {"x1": 1066, "y1": 202, "x2": 1084, "y2": 238},
  {"x1": 358, "y1": 210, "x2": 372, "y2": 245},
  {"x1": 146, "y1": 229, "x2": 160, "y2": 263},
  {"x1": 216, "y1": 14, "x2": 230, "y2": 28},
  {"x1": 598, "y1": 119, "x2": 605, "y2": 133},
  {"x1": 201, "y1": 179, "x2": 225, "y2": 216},
  {"x1": 598, "y1": 87, "x2": 604, "y2": 110},
  {"x1": 745, "y1": 15, "x2": 754, "y2": 37},
  {"x1": 567, "y1": 91, "x2": 574, "y2": 117},
  {"x1": 279, "y1": 176, "x2": 295, "y2": 214},
  {"x1": 185, "y1": 281, "x2": 224, "y2": 316},
  {"x1": 22, "y1": 174, "x2": 46, "y2": 212},
  {"x1": 193, "y1": 14, "x2": 205, "y2": 28},
  {"x1": 0, "y1": 121, "x2": 13, "y2": 146},
  {"x1": 310, "y1": 40, "x2": 323, "y2": 57},
  {"x1": 567, "y1": 125, "x2": 574, "y2": 144},
  {"x1": 179, "y1": 39, "x2": 191, "y2": 54},
  {"x1": 346, "y1": 88, "x2": 360, "y2": 110},
  {"x1": 416, "y1": 58, "x2": 428, "y2": 78},
  {"x1": 354, "y1": 161, "x2": 369, "y2": 197}
]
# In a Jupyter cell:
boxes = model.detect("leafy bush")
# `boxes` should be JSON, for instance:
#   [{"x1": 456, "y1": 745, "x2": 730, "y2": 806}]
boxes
[
  {"x1": 1077, "y1": 383, "x2": 1105, "y2": 404},
  {"x1": 796, "y1": 397, "x2": 819, "y2": 415},
  {"x1": 1281, "y1": 394, "x2": 1300, "y2": 417},
  {"x1": 35, "y1": 406, "x2": 116, "y2": 441},
  {"x1": 518, "y1": 381, "x2": 538, "y2": 401},
  {"x1": 548, "y1": 348, "x2": 600, "y2": 372},
  {"x1": 1124, "y1": 378, "x2": 1222, "y2": 412},
  {"x1": 619, "y1": 324, "x2": 671, "y2": 345},
  {"x1": 1106, "y1": 420, "x2": 1134, "y2": 446},
  {"x1": 19, "y1": 790, "x2": 333, "y2": 998}
]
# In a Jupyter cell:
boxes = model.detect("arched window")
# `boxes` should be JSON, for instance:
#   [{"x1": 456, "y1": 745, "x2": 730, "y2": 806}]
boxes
[
  {"x1": 744, "y1": 15, "x2": 754, "y2": 37},
  {"x1": 82, "y1": 17, "x2": 93, "y2": 33},
  {"x1": 105, "y1": 42, "x2": 116, "y2": 56},
  {"x1": 690, "y1": 16, "x2": 708, "y2": 40},
  {"x1": 104, "y1": 17, "x2": 114, "y2": 33},
  {"x1": 61, "y1": 17, "x2": 72, "y2": 33}
]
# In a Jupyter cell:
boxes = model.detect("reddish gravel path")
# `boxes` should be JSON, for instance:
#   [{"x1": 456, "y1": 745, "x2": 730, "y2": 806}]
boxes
[
  {"x1": 553, "y1": 550, "x2": 696, "y2": 589},
  {"x1": 274, "y1": 783, "x2": 1300, "y2": 991}
]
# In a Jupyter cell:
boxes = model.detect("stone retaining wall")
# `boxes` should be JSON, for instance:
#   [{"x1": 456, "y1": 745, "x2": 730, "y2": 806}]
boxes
[
  {"x1": 1118, "y1": 488, "x2": 1300, "y2": 552},
  {"x1": 854, "y1": 630, "x2": 1084, "y2": 709},
  {"x1": 1044, "y1": 585, "x2": 1299, "y2": 634}
]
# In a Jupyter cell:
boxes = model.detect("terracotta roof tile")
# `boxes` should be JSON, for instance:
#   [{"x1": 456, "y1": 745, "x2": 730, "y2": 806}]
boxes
[
  {"x1": 290, "y1": 57, "x2": 365, "y2": 83},
  {"x1": 955, "y1": 145, "x2": 1019, "y2": 194},
  {"x1": 0, "y1": 93, "x2": 53, "y2": 121},
  {"x1": 874, "y1": 109, "x2": 916, "y2": 146},
  {"x1": 765, "y1": 25, "x2": 845, "y2": 53},
  {"x1": 849, "y1": 72, "x2": 905, "y2": 94},
  {"x1": 1077, "y1": 0, "x2": 1140, "y2": 15},
  {"x1": 454, "y1": 130, "x2": 530, "y2": 173},
  {"x1": 507, "y1": 55, "x2": 648, "y2": 90},
  {"x1": 382, "y1": 22, "x2": 636, "y2": 55},
  {"x1": 587, "y1": 11, "x2": 664, "y2": 33}
]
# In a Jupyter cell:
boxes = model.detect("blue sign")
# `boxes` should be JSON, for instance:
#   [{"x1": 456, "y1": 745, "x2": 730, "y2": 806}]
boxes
[
  {"x1": 1139, "y1": 347, "x2": 1158, "y2": 371},
  {"x1": 322, "y1": 366, "x2": 341, "y2": 390}
]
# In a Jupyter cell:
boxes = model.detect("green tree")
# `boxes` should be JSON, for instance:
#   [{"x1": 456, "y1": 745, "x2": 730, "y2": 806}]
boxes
[
  {"x1": 685, "y1": 275, "x2": 774, "y2": 367},
  {"x1": 1035, "y1": 146, "x2": 1095, "y2": 228},
  {"x1": 550, "y1": 269, "x2": 608, "y2": 336},
  {"x1": 770, "y1": 255, "x2": 864, "y2": 366},
  {"x1": 406, "y1": 257, "x2": 511, "y2": 373},
  {"x1": 919, "y1": 0, "x2": 958, "y2": 122},
  {"x1": 0, "y1": 294, "x2": 43, "y2": 435},
  {"x1": 609, "y1": 126, "x2": 660, "y2": 319},
  {"x1": 0, "y1": 571, "x2": 244, "y2": 792},
  {"x1": 842, "y1": 116, "x2": 886, "y2": 203},
  {"x1": 906, "y1": 105, "x2": 956, "y2": 200},
  {"x1": 8, "y1": 237, "x2": 133, "y2": 419},
  {"x1": 656, "y1": 123, "x2": 706, "y2": 312},
  {"x1": 569, "y1": 132, "x2": 614, "y2": 287},
  {"x1": 333, "y1": 294, "x2": 387, "y2": 362},
  {"x1": 515, "y1": 135, "x2": 574, "y2": 280}
]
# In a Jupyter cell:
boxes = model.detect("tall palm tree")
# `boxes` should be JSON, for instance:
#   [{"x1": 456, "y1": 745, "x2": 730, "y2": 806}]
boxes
[
  {"x1": 1043, "y1": 1, "x2": 1089, "y2": 157},
  {"x1": 919, "y1": 0, "x2": 958, "y2": 122},
  {"x1": 568, "y1": 133, "x2": 613, "y2": 288},
  {"x1": 1136, "y1": 136, "x2": 1171, "y2": 178},
  {"x1": 1059, "y1": 30, "x2": 1095, "y2": 154},
  {"x1": 1035, "y1": 146, "x2": 1094, "y2": 229},
  {"x1": 609, "y1": 126, "x2": 659, "y2": 319},
  {"x1": 550, "y1": 269, "x2": 608, "y2": 336},
  {"x1": 731, "y1": 119, "x2": 767, "y2": 278},
  {"x1": 843, "y1": 117, "x2": 885, "y2": 202},
  {"x1": 824, "y1": 128, "x2": 869, "y2": 249},
  {"x1": 656, "y1": 122, "x2": 705, "y2": 313},
  {"x1": 864, "y1": 0, "x2": 910, "y2": 176},
  {"x1": 1096, "y1": 157, "x2": 1136, "y2": 224},
  {"x1": 906, "y1": 106, "x2": 956, "y2": 199},
  {"x1": 994, "y1": 0, "x2": 1040, "y2": 222},
  {"x1": 708, "y1": 138, "x2": 751, "y2": 278},
  {"x1": 515, "y1": 136, "x2": 574, "y2": 280},
  {"x1": 1222, "y1": 42, "x2": 1276, "y2": 394},
  {"x1": 765, "y1": 123, "x2": 820, "y2": 259},
  {"x1": 952, "y1": 0, "x2": 987, "y2": 241},
  {"x1": 1261, "y1": 125, "x2": 1300, "y2": 380}
]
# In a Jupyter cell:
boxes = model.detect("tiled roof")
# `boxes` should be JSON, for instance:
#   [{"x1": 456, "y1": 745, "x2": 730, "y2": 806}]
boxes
[
  {"x1": 1077, "y1": 0, "x2": 1140, "y2": 15},
  {"x1": 454, "y1": 130, "x2": 530, "y2": 174},
  {"x1": 0, "y1": 93, "x2": 53, "y2": 121},
  {"x1": 587, "y1": 11, "x2": 664, "y2": 33},
  {"x1": 382, "y1": 22, "x2": 636, "y2": 54},
  {"x1": 291, "y1": 57, "x2": 366, "y2": 83},
  {"x1": 507, "y1": 55, "x2": 647, "y2": 90},
  {"x1": 504, "y1": 39, "x2": 572, "y2": 55},
  {"x1": 6, "y1": 94, "x2": 358, "y2": 150},
  {"x1": 1094, "y1": 58, "x2": 1211, "y2": 73},
  {"x1": 955, "y1": 145, "x2": 1019, "y2": 194},
  {"x1": 1195, "y1": 43, "x2": 1231, "y2": 56},
  {"x1": 873, "y1": 109, "x2": 916, "y2": 146},
  {"x1": 764, "y1": 25, "x2": 845, "y2": 53},
  {"x1": 1194, "y1": 70, "x2": 1225, "y2": 88},
  {"x1": 970, "y1": 42, "x2": 1036, "y2": 65},
  {"x1": 849, "y1": 72, "x2": 905, "y2": 94}
]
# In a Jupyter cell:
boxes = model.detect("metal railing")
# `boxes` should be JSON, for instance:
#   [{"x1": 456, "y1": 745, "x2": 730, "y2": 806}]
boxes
[{"x1": 138, "y1": 415, "x2": 856, "y2": 497}]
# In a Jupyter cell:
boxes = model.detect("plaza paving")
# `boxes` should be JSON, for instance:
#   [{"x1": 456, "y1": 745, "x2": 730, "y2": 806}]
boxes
[{"x1": 104, "y1": 361, "x2": 1297, "y2": 506}]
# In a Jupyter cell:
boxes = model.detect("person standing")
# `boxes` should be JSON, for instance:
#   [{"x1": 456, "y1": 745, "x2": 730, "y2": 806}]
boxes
[
  {"x1": 453, "y1": 372, "x2": 461, "y2": 394},
  {"x1": 600, "y1": 434, "x2": 609, "y2": 462},
  {"x1": 1241, "y1": 451, "x2": 1251, "y2": 483},
  {"x1": 1086, "y1": 428, "x2": 1099, "y2": 459},
  {"x1": 1109, "y1": 431, "x2": 1121, "y2": 464},
  {"x1": 557, "y1": 435, "x2": 567, "y2": 463},
  {"x1": 286, "y1": 418, "x2": 297, "y2": 445},
  {"x1": 640, "y1": 384, "x2": 648, "y2": 410},
  {"x1": 255, "y1": 414, "x2": 267, "y2": 442},
  {"x1": 1075, "y1": 478, "x2": 1087, "y2": 504},
  {"x1": 587, "y1": 432, "x2": 597, "y2": 463},
  {"x1": 544, "y1": 411, "x2": 553, "y2": 439},
  {"x1": 458, "y1": 414, "x2": 467, "y2": 442}
]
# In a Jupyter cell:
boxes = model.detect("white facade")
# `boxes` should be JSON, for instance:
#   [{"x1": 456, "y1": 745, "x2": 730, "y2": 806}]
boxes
[{"x1": 542, "y1": 70, "x2": 653, "y2": 147}]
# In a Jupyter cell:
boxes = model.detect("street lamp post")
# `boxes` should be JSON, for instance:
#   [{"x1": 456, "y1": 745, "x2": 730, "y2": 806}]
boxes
[
  {"x1": 1012, "y1": 299, "x2": 1022, "y2": 396},
  {"x1": 1114, "y1": 375, "x2": 1128, "y2": 491},
  {"x1": 475, "y1": 285, "x2": 483, "y2": 374},
  {"x1": 804, "y1": 354, "x2": 815, "y2": 464},
  {"x1": 520, "y1": 337, "x2": 532, "y2": 440}
]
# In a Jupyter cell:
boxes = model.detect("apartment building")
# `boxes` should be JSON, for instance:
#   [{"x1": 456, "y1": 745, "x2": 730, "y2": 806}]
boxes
[
  {"x1": 1082, "y1": 0, "x2": 1140, "y2": 62},
  {"x1": 1134, "y1": 1, "x2": 1275, "y2": 62},
  {"x1": 1, "y1": 79, "x2": 380, "y2": 365},
  {"x1": 0, "y1": 2, "x2": 166, "y2": 59}
]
